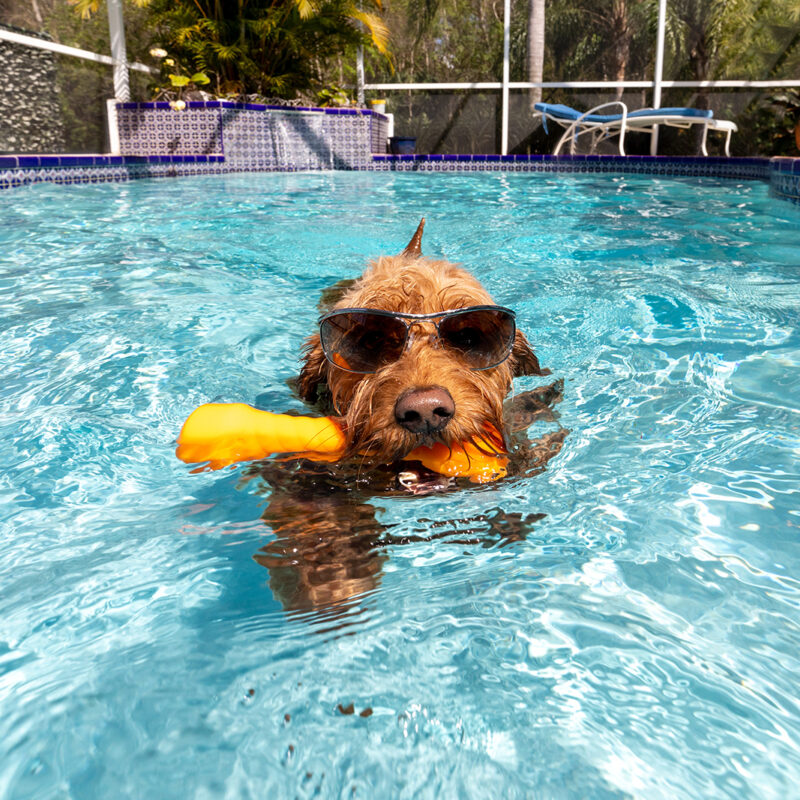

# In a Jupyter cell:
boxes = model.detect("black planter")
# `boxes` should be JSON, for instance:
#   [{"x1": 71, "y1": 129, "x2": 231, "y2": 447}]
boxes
[{"x1": 389, "y1": 136, "x2": 417, "y2": 155}]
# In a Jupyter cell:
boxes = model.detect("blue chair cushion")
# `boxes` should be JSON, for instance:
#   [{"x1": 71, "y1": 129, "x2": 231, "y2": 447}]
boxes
[
  {"x1": 534, "y1": 103, "x2": 622, "y2": 123},
  {"x1": 534, "y1": 103, "x2": 715, "y2": 134},
  {"x1": 628, "y1": 107, "x2": 714, "y2": 119}
]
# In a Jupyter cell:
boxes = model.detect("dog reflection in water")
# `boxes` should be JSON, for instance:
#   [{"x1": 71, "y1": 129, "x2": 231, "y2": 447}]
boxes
[{"x1": 247, "y1": 220, "x2": 567, "y2": 615}]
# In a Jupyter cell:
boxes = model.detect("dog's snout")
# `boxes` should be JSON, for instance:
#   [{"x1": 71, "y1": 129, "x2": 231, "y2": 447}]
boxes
[{"x1": 394, "y1": 387, "x2": 455, "y2": 435}]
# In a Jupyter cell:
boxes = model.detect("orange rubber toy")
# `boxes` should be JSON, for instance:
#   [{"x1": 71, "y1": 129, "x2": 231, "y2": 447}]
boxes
[{"x1": 176, "y1": 403, "x2": 508, "y2": 483}]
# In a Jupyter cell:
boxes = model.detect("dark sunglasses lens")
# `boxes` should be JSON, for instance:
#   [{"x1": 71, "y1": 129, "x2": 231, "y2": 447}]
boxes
[
  {"x1": 320, "y1": 312, "x2": 407, "y2": 373},
  {"x1": 438, "y1": 309, "x2": 515, "y2": 368}
]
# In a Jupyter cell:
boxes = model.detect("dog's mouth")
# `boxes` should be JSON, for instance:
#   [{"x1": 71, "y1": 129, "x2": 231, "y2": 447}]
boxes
[
  {"x1": 340, "y1": 420, "x2": 504, "y2": 466},
  {"x1": 408, "y1": 431, "x2": 446, "y2": 449}
]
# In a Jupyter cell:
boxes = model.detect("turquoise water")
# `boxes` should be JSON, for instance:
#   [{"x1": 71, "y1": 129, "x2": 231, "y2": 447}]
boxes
[{"x1": 1, "y1": 172, "x2": 799, "y2": 799}]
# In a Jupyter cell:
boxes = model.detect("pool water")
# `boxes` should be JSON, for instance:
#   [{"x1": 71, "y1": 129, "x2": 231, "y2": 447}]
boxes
[{"x1": 1, "y1": 172, "x2": 799, "y2": 798}]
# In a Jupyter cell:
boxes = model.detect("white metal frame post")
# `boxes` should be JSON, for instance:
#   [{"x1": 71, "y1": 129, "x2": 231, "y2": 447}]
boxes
[
  {"x1": 650, "y1": 0, "x2": 668, "y2": 155},
  {"x1": 501, "y1": 0, "x2": 511, "y2": 154},
  {"x1": 356, "y1": 46, "x2": 366, "y2": 106},
  {"x1": 106, "y1": 0, "x2": 130, "y2": 101}
]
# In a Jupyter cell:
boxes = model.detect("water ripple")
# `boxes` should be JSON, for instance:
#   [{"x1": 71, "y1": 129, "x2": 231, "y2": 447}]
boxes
[{"x1": 1, "y1": 173, "x2": 799, "y2": 798}]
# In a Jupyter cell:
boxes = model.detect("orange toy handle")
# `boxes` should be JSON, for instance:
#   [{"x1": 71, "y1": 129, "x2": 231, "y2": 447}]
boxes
[
  {"x1": 408, "y1": 435, "x2": 508, "y2": 484},
  {"x1": 176, "y1": 404, "x2": 346, "y2": 469}
]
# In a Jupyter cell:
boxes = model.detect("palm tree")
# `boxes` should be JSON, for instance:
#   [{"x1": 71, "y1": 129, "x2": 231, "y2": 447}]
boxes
[{"x1": 526, "y1": 0, "x2": 544, "y2": 109}]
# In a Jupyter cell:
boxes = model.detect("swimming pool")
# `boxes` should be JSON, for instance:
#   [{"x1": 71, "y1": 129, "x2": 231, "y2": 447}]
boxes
[{"x1": 1, "y1": 172, "x2": 799, "y2": 798}]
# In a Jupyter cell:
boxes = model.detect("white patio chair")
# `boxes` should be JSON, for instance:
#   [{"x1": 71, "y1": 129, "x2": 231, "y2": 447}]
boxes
[{"x1": 535, "y1": 102, "x2": 738, "y2": 157}]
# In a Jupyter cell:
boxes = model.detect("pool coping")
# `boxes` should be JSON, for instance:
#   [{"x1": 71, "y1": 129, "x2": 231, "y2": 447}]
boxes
[
  {"x1": 116, "y1": 100, "x2": 390, "y2": 117},
  {"x1": 0, "y1": 153, "x2": 798, "y2": 204}
]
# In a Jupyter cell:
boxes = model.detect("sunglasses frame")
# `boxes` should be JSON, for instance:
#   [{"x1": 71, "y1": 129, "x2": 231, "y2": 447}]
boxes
[{"x1": 318, "y1": 305, "x2": 517, "y2": 374}]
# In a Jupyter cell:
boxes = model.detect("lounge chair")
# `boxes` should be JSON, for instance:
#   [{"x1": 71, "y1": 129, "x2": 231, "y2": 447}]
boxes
[{"x1": 535, "y1": 102, "x2": 738, "y2": 157}]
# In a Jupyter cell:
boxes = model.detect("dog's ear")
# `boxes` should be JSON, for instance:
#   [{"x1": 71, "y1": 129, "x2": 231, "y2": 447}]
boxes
[
  {"x1": 511, "y1": 330, "x2": 551, "y2": 377},
  {"x1": 401, "y1": 218, "x2": 425, "y2": 258},
  {"x1": 297, "y1": 333, "x2": 328, "y2": 402}
]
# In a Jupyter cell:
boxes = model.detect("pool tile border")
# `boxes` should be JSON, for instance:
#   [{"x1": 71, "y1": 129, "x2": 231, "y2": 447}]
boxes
[
  {"x1": 770, "y1": 157, "x2": 800, "y2": 204},
  {"x1": 1, "y1": 150, "x2": 798, "y2": 205},
  {"x1": 371, "y1": 154, "x2": 770, "y2": 181}
]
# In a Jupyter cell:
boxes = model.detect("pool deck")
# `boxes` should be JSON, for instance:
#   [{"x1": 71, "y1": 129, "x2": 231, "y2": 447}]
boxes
[{"x1": 1, "y1": 152, "x2": 798, "y2": 205}]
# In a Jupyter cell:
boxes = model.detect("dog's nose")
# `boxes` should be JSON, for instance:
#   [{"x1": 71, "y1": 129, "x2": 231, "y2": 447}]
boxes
[{"x1": 394, "y1": 387, "x2": 455, "y2": 435}]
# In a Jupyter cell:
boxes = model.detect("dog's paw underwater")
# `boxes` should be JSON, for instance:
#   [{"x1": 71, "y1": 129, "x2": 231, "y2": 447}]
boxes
[{"x1": 176, "y1": 219, "x2": 565, "y2": 487}]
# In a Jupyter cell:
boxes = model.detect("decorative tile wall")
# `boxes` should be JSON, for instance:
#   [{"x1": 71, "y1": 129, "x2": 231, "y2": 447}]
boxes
[
  {"x1": 117, "y1": 104, "x2": 222, "y2": 155},
  {"x1": 370, "y1": 115, "x2": 389, "y2": 155},
  {"x1": 769, "y1": 157, "x2": 800, "y2": 205},
  {"x1": 115, "y1": 102, "x2": 389, "y2": 168}
]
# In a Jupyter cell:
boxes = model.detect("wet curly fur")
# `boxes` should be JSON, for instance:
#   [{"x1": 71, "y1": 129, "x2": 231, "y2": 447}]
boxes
[{"x1": 296, "y1": 220, "x2": 549, "y2": 463}]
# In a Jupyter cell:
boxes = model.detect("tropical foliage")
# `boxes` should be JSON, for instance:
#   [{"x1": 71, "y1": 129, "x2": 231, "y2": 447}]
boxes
[
  {"x1": 140, "y1": 0, "x2": 389, "y2": 98},
  {"x1": 63, "y1": 0, "x2": 389, "y2": 98}
]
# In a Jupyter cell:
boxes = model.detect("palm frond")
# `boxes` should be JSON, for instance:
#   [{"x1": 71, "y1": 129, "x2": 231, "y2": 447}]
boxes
[
  {"x1": 66, "y1": 0, "x2": 100, "y2": 20},
  {"x1": 294, "y1": 0, "x2": 317, "y2": 20},
  {"x1": 350, "y1": 9, "x2": 391, "y2": 55}
]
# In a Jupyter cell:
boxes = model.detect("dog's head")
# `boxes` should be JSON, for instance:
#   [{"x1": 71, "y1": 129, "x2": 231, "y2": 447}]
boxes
[{"x1": 298, "y1": 219, "x2": 548, "y2": 461}]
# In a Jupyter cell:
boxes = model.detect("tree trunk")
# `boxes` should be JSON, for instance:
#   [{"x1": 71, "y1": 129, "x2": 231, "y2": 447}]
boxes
[
  {"x1": 611, "y1": 0, "x2": 630, "y2": 101},
  {"x1": 527, "y1": 0, "x2": 545, "y2": 111},
  {"x1": 690, "y1": 28, "x2": 711, "y2": 153},
  {"x1": 31, "y1": 0, "x2": 44, "y2": 27}
]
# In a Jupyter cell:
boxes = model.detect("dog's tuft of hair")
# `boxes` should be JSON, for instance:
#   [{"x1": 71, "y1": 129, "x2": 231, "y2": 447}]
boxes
[{"x1": 298, "y1": 219, "x2": 548, "y2": 462}]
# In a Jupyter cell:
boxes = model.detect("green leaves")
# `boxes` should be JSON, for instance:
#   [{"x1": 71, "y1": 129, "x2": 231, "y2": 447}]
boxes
[
  {"x1": 168, "y1": 74, "x2": 191, "y2": 87},
  {"x1": 318, "y1": 85, "x2": 351, "y2": 106}
]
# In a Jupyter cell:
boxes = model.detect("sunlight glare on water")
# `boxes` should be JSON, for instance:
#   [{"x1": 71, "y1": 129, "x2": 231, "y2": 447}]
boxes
[{"x1": 1, "y1": 172, "x2": 799, "y2": 799}]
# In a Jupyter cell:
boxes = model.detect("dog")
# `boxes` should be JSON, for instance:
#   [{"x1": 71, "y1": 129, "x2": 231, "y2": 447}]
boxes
[
  {"x1": 296, "y1": 218, "x2": 551, "y2": 466},
  {"x1": 248, "y1": 219, "x2": 567, "y2": 614}
]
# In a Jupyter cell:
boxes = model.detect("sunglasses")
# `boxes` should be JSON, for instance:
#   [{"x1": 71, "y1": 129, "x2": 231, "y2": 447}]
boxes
[{"x1": 318, "y1": 305, "x2": 516, "y2": 374}]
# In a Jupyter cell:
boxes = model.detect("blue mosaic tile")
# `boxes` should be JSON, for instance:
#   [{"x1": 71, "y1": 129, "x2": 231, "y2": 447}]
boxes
[
  {"x1": 366, "y1": 153, "x2": 774, "y2": 182},
  {"x1": 58, "y1": 156, "x2": 93, "y2": 167}
]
